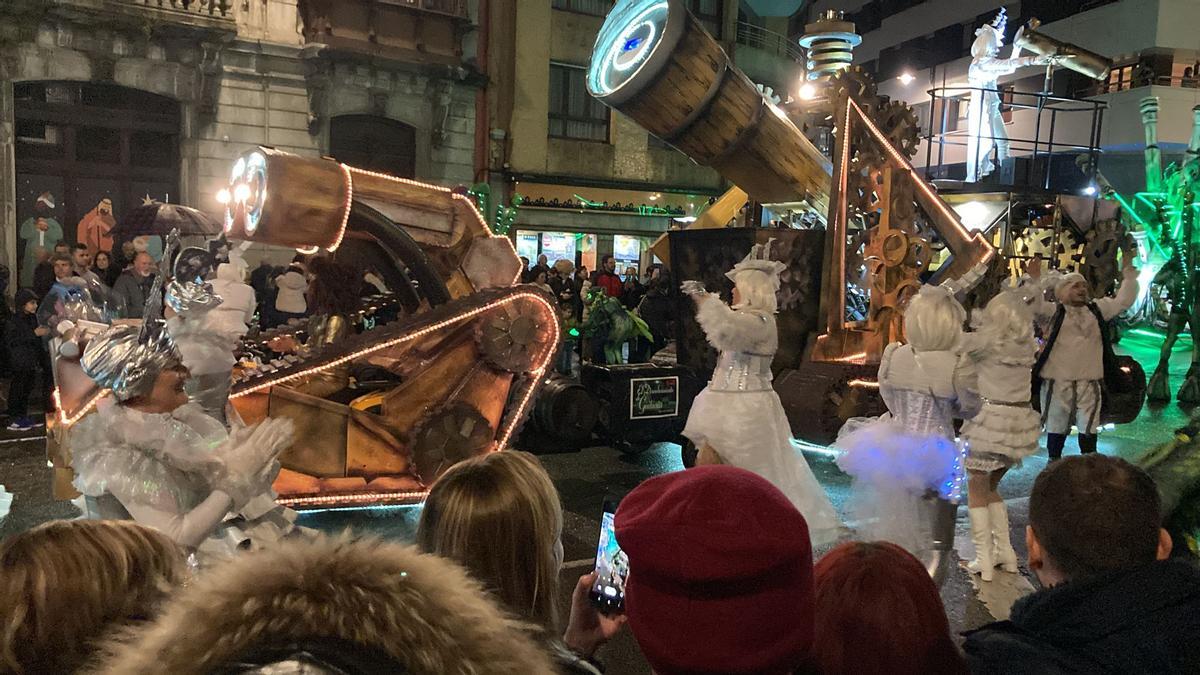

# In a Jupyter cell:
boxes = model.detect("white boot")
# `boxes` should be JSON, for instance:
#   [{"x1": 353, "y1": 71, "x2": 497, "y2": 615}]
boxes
[
  {"x1": 989, "y1": 500, "x2": 1019, "y2": 573},
  {"x1": 968, "y1": 506, "x2": 994, "y2": 581}
]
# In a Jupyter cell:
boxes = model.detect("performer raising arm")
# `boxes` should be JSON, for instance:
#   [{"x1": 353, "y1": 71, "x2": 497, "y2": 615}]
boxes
[
  {"x1": 680, "y1": 241, "x2": 841, "y2": 546},
  {"x1": 1028, "y1": 250, "x2": 1139, "y2": 460},
  {"x1": 71, "y1": 323, "x2": 298, "y2": 562}
]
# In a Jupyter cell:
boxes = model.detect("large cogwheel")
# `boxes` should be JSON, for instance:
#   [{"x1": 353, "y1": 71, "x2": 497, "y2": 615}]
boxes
[
  {"x1": 877, "y1": 100, "x2": 921, "y2": 160},
  {"x1": 411, "y1": 402, "x2": 494, "y2": 484},
  {"x1": 476, "y1": 294, "x2": 557, "y2": 374},
  {"x1": 831, "y1": 66, "x2": 880, "y2": 116}
]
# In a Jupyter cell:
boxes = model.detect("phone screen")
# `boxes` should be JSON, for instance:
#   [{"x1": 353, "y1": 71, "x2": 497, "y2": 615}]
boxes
[{"x1": 589, "y1": 500, "x2": 627, "y2": 613}]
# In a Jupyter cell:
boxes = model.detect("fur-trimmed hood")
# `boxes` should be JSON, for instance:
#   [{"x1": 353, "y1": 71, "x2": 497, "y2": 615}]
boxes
[{"x1": 90, "y1": 534, "x2": 557, "y2": 675}]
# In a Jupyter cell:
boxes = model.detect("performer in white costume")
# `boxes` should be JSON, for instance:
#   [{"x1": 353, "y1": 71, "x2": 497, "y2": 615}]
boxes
[
  {"x1": 958, "y1": 287, "x2": 1040, "y2": 581},
  {"x1": 1028, "y1": 255, "x2": 1139, "y2": 459},
  {"x1": 72, "y1": 283, "x2": 297, "y2": 561},
  {"x1": 965, "y1": 9, "x2": 1046, "y2": 182},
  {"x1": 681, "y1": 242, "x2": 841, "y2": 546},
  {"x1": 836, "y1": 285, "x2": 979, "y2": 581},
  {"x1": 164, "y1": 247, "x2": 253, "y2": 424}
]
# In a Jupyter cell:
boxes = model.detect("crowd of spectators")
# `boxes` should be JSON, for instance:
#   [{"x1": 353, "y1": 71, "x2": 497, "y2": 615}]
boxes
[{"x1": 2, "y1": 450, "x2": 1196, "y2": 674}]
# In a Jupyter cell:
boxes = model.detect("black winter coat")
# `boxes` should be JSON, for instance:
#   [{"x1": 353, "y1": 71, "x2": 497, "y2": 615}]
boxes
[
  {"x1": 963, "y1": 559, "x2": 1200, "y2": 674},
  {"x1": 5, "y1": 312, "x2": 42, "y2": 369}
]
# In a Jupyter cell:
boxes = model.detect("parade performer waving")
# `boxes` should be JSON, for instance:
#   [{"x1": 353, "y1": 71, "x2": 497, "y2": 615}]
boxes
[
  {"x1": 680, "y1": 241, "x2": 840, "y2": 545},
  {"x1": 71, "y1": 255, "x2": 297, "y2": 562}
]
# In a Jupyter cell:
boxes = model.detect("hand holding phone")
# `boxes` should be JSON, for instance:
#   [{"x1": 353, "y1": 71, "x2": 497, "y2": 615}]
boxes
[{"x1": 588, "y1": 499, "x2": 627, "y2": 614}]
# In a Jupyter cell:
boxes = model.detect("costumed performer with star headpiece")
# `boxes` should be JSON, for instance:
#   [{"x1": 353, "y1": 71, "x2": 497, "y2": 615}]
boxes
[{"x1": 680, "y1": 240, "x2": 841, "y2": 546}]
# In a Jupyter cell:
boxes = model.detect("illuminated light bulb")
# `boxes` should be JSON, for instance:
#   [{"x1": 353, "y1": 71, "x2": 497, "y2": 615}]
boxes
[
  {"x1": 216, "y1": 188, "x2": 231, "y2": 205},
  {"x1": 1083, "y1": 185, "x2": 1097, "y2": 196},
  {"x1": 898, "y1": 72, "x2": 916, "y2": 85},
  {"x1": 799, "y1": 83, "x2": 817, "y2": 100},
  {"x1": 234, "y1": 183, "x2": 251, "y2": 203}
]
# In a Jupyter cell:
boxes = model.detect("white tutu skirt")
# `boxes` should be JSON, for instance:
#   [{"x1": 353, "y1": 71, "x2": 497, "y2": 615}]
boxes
[
  {"x1": 683, "y1": 387, "x2": 841, "y2": 546},
  {"x1": 834, "y1": 416, "x2": 962, "y2": 555},
  {"x1": 960, "y1": 402, "x2": 1041, "y2": 472}
]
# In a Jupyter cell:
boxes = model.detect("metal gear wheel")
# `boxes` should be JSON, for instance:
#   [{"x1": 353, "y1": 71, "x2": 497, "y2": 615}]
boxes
[
  {"x1": 831, "y1": 65, "x2": 880, "y2": 115},
  {"x1": 877, "y1": 100, "x2": 921, "y2": 159},
  {"x1": 476, "y1": 295, "x2": 557, "y2": 373},
  {"x1": 411, "y1": 402, "x2": 494, "y2": 484}
]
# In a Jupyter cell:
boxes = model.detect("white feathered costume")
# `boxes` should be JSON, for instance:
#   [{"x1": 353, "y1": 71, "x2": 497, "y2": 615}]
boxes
[{"x1": 681, "y1": 243, "x2": 841, "y2": 546}]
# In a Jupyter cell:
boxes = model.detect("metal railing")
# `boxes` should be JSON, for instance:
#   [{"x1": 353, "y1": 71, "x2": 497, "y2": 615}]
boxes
[
  {"x1": 735, "y1": 22, "x2": 804, "y2": 63},
  {"x1": 128, "y1": 0, "x2": 233, "y2": 18},
  {"x1": 923, "y1": 85, "x2": 1107, "y2": 191}
]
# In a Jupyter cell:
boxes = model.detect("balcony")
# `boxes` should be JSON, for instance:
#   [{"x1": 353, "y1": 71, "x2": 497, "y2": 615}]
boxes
[
  {"x1": 732, "y1": 22, "x2": 804, "y2": 94},
  {"x1": 46, "y1": 0, "x2": 236, "y2": 35},
  {"x1": 300, "y1": 0, "x2": 470, "y2": 67}
]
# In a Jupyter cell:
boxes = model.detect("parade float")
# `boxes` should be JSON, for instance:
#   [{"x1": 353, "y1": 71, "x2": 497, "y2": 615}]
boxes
[{"x1": 48, "y1": 148, "x2": 560, "y2": 509}]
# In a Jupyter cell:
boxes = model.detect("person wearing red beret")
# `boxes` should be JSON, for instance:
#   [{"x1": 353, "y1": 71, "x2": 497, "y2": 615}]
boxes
[{"x1": 615, "y1": 465, "x2": 818, "y2": 675}]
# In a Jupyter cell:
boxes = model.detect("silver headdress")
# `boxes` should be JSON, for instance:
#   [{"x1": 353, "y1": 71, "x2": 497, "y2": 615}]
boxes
[
  {"x1": 79, "y1": 230, "x2": 186, "y2": 401},
  {"x1": 80, "y1": 324, "x2": 182, "y2": 401},
  {"x1": 725, "y1": 238, "x2": 787, "y2": 282},
  {"x1": 166, "y1": 245, "x2": 223, "y2": 314}
]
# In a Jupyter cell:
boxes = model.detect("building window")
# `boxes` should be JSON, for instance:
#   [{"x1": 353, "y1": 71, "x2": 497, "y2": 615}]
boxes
[
  {"x1": 549, "y1": 63, "x2": 610, "y2": 142},
  {"x1": 552, "y1": 0, "x2": 613, "y2": 16},
  {"x1": 329, "y1": 115, "x2": 417, "y2": 178},
  {"x1": 688, "y1": 0, "x2": 722, "y2": 38}
]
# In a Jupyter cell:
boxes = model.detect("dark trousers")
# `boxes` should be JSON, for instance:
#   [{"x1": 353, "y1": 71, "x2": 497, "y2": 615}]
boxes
[
  {"x1": 1047, "y1": 432, "x2": 1098, "y2": 460},
  {"x1": 6, "y1": 369, "x2": 35, "y2": 418}
]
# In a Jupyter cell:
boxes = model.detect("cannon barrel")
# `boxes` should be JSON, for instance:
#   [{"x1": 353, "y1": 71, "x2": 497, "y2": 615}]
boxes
[
  {"x1": 586, "y1": 0, "x2": 831, "y2": 211},
  {"x1": 1015, "y1": 21, "x2": 1113, "y2": 82}
]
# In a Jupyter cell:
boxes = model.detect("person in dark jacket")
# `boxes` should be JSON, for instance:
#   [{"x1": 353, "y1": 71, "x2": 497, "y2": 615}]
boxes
[
  {"x1": 6, "y1": 289, "x2": 48, "y2": 431},
  {"x1": 963, "y1": 454, "x2": 1200, "y2": 674},
  {"x1": 637, "y1": 274, "x2": 676, "y2": 359}
]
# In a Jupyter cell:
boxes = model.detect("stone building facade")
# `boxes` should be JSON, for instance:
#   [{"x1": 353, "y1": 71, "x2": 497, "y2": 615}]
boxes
[{"x1": 0, "y1": 0, "x2": 479, "y2": 283}]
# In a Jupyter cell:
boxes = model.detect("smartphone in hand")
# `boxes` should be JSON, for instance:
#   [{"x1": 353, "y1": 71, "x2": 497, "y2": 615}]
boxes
[{"x1": 588, "y1": 497, "x2": 627, "y2": 614}]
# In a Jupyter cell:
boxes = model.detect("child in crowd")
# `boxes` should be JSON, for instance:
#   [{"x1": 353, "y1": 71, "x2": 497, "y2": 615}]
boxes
[{"x1": 5, "y1": 289, "x2": 48, "y2": 431}]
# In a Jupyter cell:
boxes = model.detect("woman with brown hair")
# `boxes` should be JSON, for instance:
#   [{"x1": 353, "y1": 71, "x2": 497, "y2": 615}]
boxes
[
  {"x1": 417, "y1": 451, "x2": 622, "y2": 673},
  {"x1": 0, "y1": 519, "x2": 187, "y2": 674}
]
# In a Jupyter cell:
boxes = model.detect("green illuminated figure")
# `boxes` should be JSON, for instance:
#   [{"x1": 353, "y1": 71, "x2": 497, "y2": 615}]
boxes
[{"x1": 1106, "y1": 98, "x2": 1200, "y2": 402}]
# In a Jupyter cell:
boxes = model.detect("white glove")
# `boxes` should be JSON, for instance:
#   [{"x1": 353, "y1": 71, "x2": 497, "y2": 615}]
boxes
[{"x1": 216, "y1": 417, "x2": 294, "y2": 509}]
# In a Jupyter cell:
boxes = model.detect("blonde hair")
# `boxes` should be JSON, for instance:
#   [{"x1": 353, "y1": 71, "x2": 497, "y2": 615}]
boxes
[
  {"x1": 0, "y1": 519, "x2": 186, "y2": 674},
  {"x1": 904, "y1": 286, "x2": 966, "y2": 352},
  {"x1": 731, "y1": 269, "x2": 779, "y2": 313},
  {"x1": 416, "y1": 451, "x2": 564, "y2": 633},
  {"x1": 975, "y1": 289, "x2": 1037, "y2": 353}
]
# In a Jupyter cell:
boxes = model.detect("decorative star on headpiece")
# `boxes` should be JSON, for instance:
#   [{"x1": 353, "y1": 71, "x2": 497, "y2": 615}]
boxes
[{"x1": 990, "y1": 7, "x2": 1008, "y2": 32}]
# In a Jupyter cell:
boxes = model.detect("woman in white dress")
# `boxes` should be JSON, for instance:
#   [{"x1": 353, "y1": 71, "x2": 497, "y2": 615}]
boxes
[
  {"x1": 681, "y1": 242, "x2": 841, "y2": 546},
  {"x1": 71, "y1": 322, "x2": 297, "y2": 563},
  {"x1": 836, "y1": 284, "x2": 979, "y2": 582},
  {"x1": 958, "y1": 287, "x2": 1040, "y2": 580}
]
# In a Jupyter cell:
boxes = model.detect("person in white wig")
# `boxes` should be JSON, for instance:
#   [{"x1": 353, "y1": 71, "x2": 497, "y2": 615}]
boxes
[
  {"x1": 958, "y1": 287, "x2": 1041, "y2": 581},
  {"x1": 965, "y1": 9, "x2": 1047, "y2": 182},
  {"x1": 680, "y1": 240, "x2": 841, "y2": 546},
  {"x1": 1028, "y1": 252, "x2": 1139, "y2": 460},
  {"x1": 836, "y1": 284, "x2": 979, "y2": 583}
]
